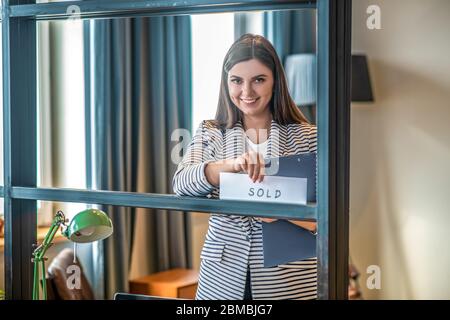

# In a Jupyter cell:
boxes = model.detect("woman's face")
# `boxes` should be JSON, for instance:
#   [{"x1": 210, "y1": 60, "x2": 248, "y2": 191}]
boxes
[{"x1": 227, "y1": 59, "x2": 274, "y2": 118}]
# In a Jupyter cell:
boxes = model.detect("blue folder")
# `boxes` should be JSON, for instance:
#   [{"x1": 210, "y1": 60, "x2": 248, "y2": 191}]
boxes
[
  {"x1": 262, "y1": 220, "x2": 316, "y2": 267},
  {"x1": 262, "y1": 153, "x2": 317, "y2": 268},
  {"x1": 264, "y1": 153, "x2": 316, "y2": 202}
]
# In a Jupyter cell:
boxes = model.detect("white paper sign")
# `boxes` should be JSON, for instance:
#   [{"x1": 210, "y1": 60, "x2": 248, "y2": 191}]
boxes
[{"x1": 219, "y1": 172, "x2": 307, "y2": 205}]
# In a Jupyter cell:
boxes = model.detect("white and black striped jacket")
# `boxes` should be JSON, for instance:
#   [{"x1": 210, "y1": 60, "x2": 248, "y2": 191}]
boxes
[{"x1": 173, "y1": 119, "x2": 318, "y2": 300}]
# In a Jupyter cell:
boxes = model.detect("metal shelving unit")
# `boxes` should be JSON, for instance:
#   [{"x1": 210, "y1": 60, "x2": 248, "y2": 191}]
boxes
[{"x1": 1, "y1": 0, "x2": 351, "y2": 300}]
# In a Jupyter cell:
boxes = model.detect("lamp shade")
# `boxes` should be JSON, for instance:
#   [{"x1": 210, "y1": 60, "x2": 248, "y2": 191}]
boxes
[
  {"x1": 285, "y1": 54, "x2": 316, "y2": 106},
  {"x1": 63, "y1": 209, "x2": 113, "y2": 243},
  {"x1": 351, "y1": 54, "x2": 374, "y2": 102}
]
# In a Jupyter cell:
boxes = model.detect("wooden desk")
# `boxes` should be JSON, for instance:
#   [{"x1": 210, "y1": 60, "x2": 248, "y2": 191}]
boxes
[{"x1": 129, "y1": 268, "x2": 198, "y2": 299}]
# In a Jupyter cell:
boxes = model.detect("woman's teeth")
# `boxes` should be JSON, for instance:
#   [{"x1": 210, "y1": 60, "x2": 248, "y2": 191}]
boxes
[{"x1": 241, "y1": 98, "x2": 258, "y2": 103}]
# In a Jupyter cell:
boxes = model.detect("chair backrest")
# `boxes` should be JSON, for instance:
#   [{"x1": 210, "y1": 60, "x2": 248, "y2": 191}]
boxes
[{"x1": 47, "y1": 248, "x2": 94, "y2": 300}]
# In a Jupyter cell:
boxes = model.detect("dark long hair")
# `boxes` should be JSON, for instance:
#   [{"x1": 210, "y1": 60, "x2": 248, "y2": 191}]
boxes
[{"x1": 214, "y1": 34, "x2": 309, "y2": 129}]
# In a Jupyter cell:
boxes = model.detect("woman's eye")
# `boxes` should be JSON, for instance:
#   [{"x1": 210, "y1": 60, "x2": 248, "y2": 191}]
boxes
[
  {"x1": 231, "y1": 79, "x2": 242, "y2": 84},
  {"x1": 255, "y1": 78, "x2": 265, "y2": 83}
]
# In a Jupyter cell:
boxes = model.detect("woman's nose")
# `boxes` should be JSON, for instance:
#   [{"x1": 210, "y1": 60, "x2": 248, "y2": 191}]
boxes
[{"x1": 242, "y1": 82, "x2": 254, "y2": 96}]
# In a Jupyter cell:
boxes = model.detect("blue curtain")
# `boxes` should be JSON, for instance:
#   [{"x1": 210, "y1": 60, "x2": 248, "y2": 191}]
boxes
[
  {"x1": 263, "y1": 10, "x2": 316, "y2": 64},
  {"x1": 263, "y1": 10, "x2": 316, "y2": 123},
  {"x1": 87, "y1": 16, "x2": 192, "y2": 299},
  {"x1": 234, "y1": 12, "x2": 249, "y2": 40}
]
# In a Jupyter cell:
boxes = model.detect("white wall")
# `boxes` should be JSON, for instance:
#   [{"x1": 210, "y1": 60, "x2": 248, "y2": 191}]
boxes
[{"x1": 350, "y1": 0, "x2": 450, "y2": 299}]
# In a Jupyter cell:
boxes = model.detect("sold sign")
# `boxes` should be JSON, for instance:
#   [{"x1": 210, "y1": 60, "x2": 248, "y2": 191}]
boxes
[{"x1": 219, "y1": 172, "x2": 307, "y2": 205}]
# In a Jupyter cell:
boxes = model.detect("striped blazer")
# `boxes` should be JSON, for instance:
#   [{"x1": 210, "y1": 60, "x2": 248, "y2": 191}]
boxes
[{"x1": 173, "y1": 119, "x2": 318, "y2": 300}]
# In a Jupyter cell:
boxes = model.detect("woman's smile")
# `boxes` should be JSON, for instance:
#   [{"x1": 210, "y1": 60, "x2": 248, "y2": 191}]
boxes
[{"x1": 241, "y1": 97, "x2": 260, "y2": 106}]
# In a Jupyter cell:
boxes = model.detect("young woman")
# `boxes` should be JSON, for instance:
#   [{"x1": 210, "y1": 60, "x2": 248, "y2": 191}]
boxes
[{"x1": 173, "y1": 34, "x2": 317, "y2": 300}]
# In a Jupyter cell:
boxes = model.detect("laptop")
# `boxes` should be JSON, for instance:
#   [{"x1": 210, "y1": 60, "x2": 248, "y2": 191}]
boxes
[
  {"x1": 114, "y1": 292, "x2": 187, "y2": 300},
  {"x1": 264, "y1": 152, "x2": 317, "y2": 203}
]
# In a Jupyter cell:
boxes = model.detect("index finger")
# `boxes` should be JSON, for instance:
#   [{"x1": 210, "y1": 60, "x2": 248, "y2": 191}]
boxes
[{"x1": 258, "y1": 153, "x2": 265, "y2": 182}]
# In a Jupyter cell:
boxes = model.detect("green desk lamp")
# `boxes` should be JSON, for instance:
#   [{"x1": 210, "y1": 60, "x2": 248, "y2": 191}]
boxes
[{"x1": 32, "y1": 209, "x2": 113, "y2": 300}]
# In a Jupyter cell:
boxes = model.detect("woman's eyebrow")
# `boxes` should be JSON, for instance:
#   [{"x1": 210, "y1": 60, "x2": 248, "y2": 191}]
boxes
[{"x1": 229, "y1": 74, "x2": 268, "y2": 79}]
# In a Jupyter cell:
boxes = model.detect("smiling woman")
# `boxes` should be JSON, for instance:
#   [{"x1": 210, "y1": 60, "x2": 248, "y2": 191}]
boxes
[{"x1": 173, "y1": 34, "x2": 318, "y2": 300}]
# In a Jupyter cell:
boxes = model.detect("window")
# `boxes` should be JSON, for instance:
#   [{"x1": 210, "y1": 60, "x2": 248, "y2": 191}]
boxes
[
  {"x1": 2, "y1": 0, "x2": 351, "y2": 300},
  {"x1": 191, "y1": 13, "x2": 234, "y2": 130},
  {"x1": 191, "y1": 12, "x2": 264, "y2": 130},
  {"x1": 37, "y1": 20, "x2": 87, "y2": 224}
]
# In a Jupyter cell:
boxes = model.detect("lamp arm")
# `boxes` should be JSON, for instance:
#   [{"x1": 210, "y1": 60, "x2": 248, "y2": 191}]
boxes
[{"x1": 32, "y1": 211, "x2": 67, "y2": 300}]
